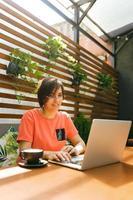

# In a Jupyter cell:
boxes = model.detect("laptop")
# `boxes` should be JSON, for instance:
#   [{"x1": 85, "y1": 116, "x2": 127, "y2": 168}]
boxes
[{"x1": 49, "y1": 119, "x2": 132, "y2": 170}]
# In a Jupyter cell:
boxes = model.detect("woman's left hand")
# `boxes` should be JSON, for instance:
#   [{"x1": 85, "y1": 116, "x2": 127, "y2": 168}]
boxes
[
  {"x1": 61, "y1": 145, "x2": 74, "y2": 153},
  {"x1": 69, "y1": 147, "x2": 79, "y2": 156},
  {"x1": 61, "y1": 145, "x2": 79, "y2": 156}
]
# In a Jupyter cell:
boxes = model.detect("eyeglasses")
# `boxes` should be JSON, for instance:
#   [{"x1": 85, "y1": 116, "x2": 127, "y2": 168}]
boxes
[{"x1": 47, "y1": 94, "x2": 63, "y2": 100}]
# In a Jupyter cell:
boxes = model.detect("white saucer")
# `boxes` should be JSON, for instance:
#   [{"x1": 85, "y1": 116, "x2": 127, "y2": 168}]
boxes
[{"x1": 18, "y1": 159, "x2": 48, "y2": 168}]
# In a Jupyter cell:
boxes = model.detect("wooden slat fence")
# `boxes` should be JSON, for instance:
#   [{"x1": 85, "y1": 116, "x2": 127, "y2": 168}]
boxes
[{"x1": 0, "y1": 0, "x2": 119, "y2": 122}]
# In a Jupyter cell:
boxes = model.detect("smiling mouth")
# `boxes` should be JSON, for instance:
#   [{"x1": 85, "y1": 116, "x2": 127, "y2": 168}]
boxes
[{"x1": 52, "y1": 103, "x2": 59, "y2": 107}]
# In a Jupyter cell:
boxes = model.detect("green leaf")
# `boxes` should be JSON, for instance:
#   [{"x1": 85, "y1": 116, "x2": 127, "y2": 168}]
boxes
[
  {"x1": 97, "y1": 72, "x2": 113, "y2": 90},
  {"x1": 33, "y1": 70, "x2": 43, "y2": 79},
  {"x1": 8, "y1": 48, "x2": 43, "y2": 83},
  {"x1": 74, "y1": 114, "x2": 91, "y2": 143},
  {"x1": 43, "y1": 36, "x2": 66, "y2": 62},
  {"x1": 0, "y1": 145, "x2": 7, "y2": 156}
]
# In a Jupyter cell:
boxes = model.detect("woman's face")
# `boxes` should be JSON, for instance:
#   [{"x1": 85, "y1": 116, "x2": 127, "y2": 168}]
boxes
[{"x1": 44, "y1": 87, "x2": 63, "y2": 112}]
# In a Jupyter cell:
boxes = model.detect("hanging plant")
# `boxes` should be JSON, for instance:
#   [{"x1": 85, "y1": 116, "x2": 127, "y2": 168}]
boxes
[
  {"x1": 68, "y1": 62, "x2": 87, "y2": 86},
  {"x1": 42, "y1": 36, "x2": 67, "y2": 62},
  {"x1": 97, "y1": 72, "x2": 113, "y2": 91},
  {"x1": 6, "y1": 48, "x2": 44, "y2": 83},
  {"x1": 6, "y1": 48, "x2": 46, "y2": 102}
]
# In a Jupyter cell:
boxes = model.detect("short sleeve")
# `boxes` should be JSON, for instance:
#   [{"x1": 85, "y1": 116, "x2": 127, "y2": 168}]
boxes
[{"x1": 17, "y1": 111, "x2": 34, "y2": 143}]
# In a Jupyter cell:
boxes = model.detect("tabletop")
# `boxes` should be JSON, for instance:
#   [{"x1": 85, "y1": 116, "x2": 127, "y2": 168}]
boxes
[{"x1": 0, "y1": 147, "x2": 133, "y2": 200}]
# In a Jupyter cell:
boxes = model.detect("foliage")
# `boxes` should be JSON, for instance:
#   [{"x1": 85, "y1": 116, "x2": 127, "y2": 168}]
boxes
[
  {"x1": 68, "y1": 62, "x2": 87, "y2": 85},
  {"x1": 0, "y1": 145, "x2": 7, "y2": 157},
  {"x1": 128, "y1": 125, "x2": 133, "y2": 139},
  {"x1": 5, "y1": 128, "x2": 18, "y2": 155},
  {"x1": 43, "y1": 36, "x2": 67, "y2": 62},
  {"x1": 0, "y1": 126, "x2": 19, "y2": 167},
  {"x1": 97, "y1": 72, "x2": 113, "y2": 90},
  {"x1": 6, "y1": 48, "x2": 46, "y2": 102},
  {"x1": 42, "y1": 36, "x2": 87, "y2": 86},
  {"x1": 7, "y1": 48, "x2": 44, "y2": 83},
  {"x1": 74, "y1": 113, "x2": 91, "y2": 144}
]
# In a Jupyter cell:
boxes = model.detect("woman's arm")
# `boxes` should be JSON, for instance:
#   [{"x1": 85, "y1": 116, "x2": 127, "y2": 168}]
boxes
[
  {"x1": 19, "y1": 141, "x2": 32, "y2": 151},
  {"x1": 44, "y1": 150, "x2": 71, "y2": 161},
  {"x1": 18, "y1": 141, "x2": 71, "y2": 162}
]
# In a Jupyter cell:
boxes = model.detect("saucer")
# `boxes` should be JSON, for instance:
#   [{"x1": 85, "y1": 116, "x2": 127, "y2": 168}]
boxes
[{"x1": 18, "y1": 159, "x2": 48, "y2": 168}]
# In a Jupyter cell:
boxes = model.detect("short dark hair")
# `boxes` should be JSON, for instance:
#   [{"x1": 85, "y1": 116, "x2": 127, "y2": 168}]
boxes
[{"x1": 37, "y1": 77, "x2": 64, "y2": 108}]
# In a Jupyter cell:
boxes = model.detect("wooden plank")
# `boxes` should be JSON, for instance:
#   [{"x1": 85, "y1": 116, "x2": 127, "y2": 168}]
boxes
[
  {"x1": 0, "y1": 113, "x2": 23, "y2": 118},
  {"x1": 0, "y1": 63, "x2": 6, "y2": 69},
  {"x1": 0, "y1": 92, "x2": 38, "y2": 102},
  {"x1": 1, "y1": 24, "x2": 42, "y2": 49},
  {"x1": 65, "y1": 93, "x2": 118, "y2": 106},
  {"x1": 91, "y1": 113, "x2": 118, "y2": 119},
  {"x1": 0, "y1": 103, "x2": 37, "y2": 110}
]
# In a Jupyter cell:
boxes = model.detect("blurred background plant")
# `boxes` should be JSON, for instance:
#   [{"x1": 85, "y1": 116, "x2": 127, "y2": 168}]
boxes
[
  {"x1": 97, "y1": 72, "x2": 114, "y2": 91},
  {"x1": 74, "y1": 113, "x2": 92, "y2": 144},
  {"x1": 0, "y1": 126, "x2": 19, "y2": 167},
  {"x1": 68, "y1": 62, "x2": 87, "y2": 86},
  {"x1": 43, "y1": 36, "x2": 66, "y2": 62}
]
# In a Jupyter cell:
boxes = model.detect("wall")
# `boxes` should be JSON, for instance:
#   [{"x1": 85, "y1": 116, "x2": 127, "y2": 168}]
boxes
[
  {"x1": 116, "y1": 36, "x2": 133, "y2": 137},
  {"x1": 0, "y1": 0, "x2": 118, "y2": 123},
  {"x1": 116, "y1": 37, "x2": 133, "y2": 119}
]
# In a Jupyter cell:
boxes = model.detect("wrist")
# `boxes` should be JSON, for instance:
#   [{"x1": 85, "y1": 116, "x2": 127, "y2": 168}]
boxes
[
  {"x1": 43, "y1": 151, "x2": 51, "y2": 160},
  {"x1": 74, "y1": 144, "x2": 84, "y2": 155}
]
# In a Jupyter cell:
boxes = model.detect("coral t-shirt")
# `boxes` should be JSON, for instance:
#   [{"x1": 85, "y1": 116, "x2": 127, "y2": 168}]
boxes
[{"x1": 17, "y1": 109, "x2": 78, "y2": 151}]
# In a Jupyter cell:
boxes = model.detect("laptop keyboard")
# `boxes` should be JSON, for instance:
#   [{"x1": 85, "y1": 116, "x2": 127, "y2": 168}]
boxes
[
  {"x1": 60, "y1": 155, "x2": 84, "y2": 165},
  {"x1": 71, "y1": 160, "x2": 82, "y2": 165}
]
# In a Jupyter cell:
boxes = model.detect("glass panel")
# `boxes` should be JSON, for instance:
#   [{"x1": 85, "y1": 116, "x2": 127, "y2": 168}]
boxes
[
  {"x1": 12, "y1": 0, "x2": 65, "y2": 25},
  {"x1": 89, "y1": 0, "x2": 133, "y2": 34},
  {"x1": 53, "y1": 22, "x2": 74, "y2": 40}
]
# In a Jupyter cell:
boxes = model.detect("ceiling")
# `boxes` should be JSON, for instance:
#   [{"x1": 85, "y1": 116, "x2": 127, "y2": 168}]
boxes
[{"x1": 51, "y1": 0, "x2": 133, "y2": 38}]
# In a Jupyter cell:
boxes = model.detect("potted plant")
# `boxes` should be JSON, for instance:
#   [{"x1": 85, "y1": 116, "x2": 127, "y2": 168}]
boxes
[
  {"x1": 68, "y1": 62, "x2": 87, "y2": 86},
  {"x1": 7, "y1": 48, "x2": 44, "y2": 83},
  {"x1": 97, "y1": 72, "x2": 113, "y2": 91},
  {"x1": 42, "y1": 36, "x2": 67, "y2": 63}
]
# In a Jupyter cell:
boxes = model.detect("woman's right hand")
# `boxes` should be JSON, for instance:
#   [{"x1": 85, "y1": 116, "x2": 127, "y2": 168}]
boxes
[{"x1": 44, "y1": 151, "x2": 71, "y2": 162}]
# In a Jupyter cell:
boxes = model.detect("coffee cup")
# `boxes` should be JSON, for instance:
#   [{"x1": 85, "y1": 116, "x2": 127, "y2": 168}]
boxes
[{"x1": 20, "y1": 149, "x2": 43, "y2": 165}]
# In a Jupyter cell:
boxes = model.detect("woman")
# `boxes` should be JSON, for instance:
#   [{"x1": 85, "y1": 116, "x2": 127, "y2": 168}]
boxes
[{"x1": 17, "y1": 77, "x2": 85, "y2": 161}]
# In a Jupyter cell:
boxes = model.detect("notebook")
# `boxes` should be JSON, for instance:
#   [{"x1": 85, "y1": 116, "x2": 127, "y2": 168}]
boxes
[{"x1": 49, "y1": 119, "x2": 132, "y2": 170}]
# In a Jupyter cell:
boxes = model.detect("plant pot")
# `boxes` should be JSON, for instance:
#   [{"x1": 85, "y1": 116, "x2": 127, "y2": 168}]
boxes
[
  {"x1": 6, "y1": 62, "x2": 20, "y2": 77},
  {"x1": 72, "y1": 74, "x2": 82, "y2": 86}
]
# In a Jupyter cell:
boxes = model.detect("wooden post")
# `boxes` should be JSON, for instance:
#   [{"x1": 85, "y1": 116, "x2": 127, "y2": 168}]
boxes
[{"x1": 74, "y1": 85, "x2": 79, "y2": 120}]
